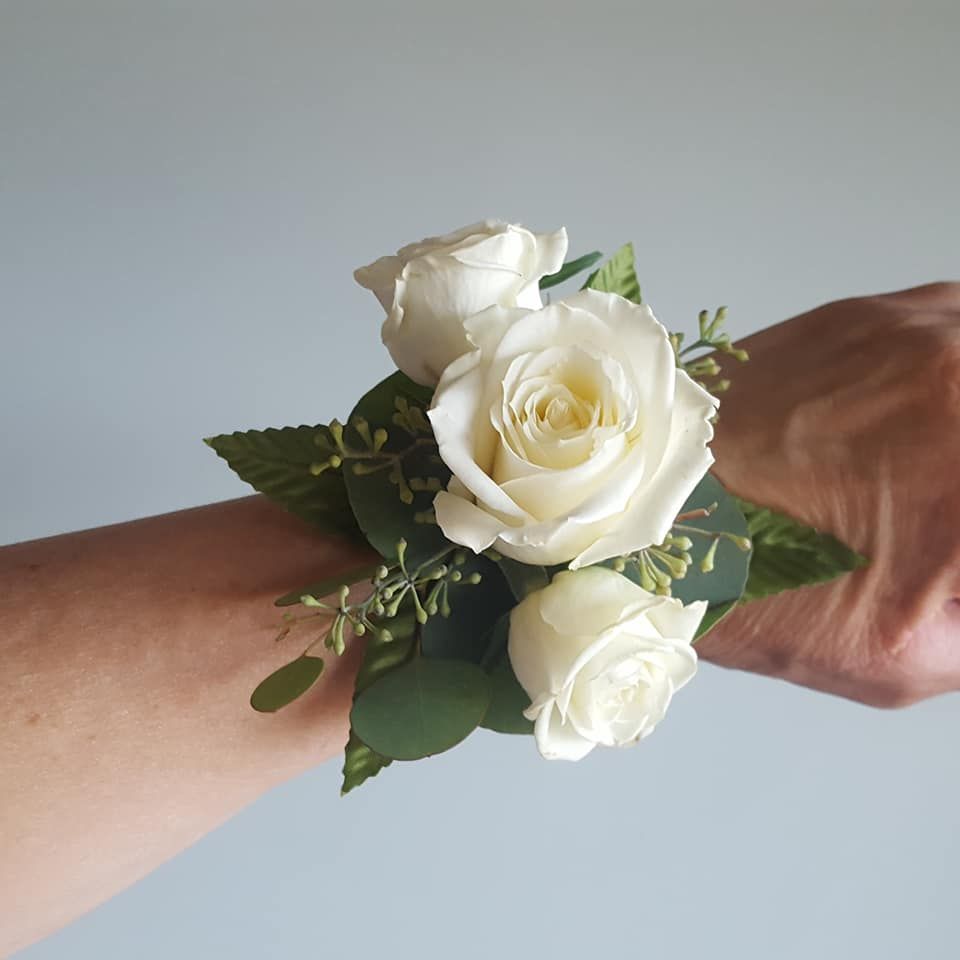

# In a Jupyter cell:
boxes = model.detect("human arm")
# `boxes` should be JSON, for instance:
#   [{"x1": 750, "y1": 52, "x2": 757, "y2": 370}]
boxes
[
  {"x1": 2, "y1": 283, "x2": 959, "y2": 955},
  {"x1": 0, "y1": 497, "x2": 377, "y2": 956},
  {"x1": 701, "y1": 282, "x2": 960, "y2": 705}
]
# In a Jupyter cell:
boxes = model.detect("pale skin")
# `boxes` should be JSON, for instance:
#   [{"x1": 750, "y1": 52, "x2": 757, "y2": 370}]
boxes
[{"x1": 2, "y1": 284, "x2": 959, "y2": 956}]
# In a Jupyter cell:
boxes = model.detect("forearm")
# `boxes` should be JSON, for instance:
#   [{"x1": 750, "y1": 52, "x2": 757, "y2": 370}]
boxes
[
  {"x1": 6, "y1": 283, "x2": 957, "y2": 953},
  {"x1": 0, "y1": 496, "x2": 375, "y2": 955}
]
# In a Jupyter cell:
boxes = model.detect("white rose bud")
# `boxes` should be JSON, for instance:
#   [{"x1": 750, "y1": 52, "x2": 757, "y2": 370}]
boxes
[
  {"x1": 508, "y1": 567, "x2": 705, "y2": 761},
  {"x1": 427, "y1": 289, "x2": 719, "y2": 568},
  {"x1": 354, "y1": 220, "x2": 568, "y2": 386}
]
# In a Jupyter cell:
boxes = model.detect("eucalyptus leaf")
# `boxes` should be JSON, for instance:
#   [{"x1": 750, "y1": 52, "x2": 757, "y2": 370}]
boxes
[
  {"x1": 205, "y1": 425, "x2": 363, "y2": 541},
  {"x1": 496, "y1": 556, "x2": 550, "y2": 601},
  {"x1": 582, "y1": 242, "x2": 642, "y2": 303},
  {"x1": 736, "y1": 499, "x2": 868, "y2": 602},
  {"x1": 340, "y1": 604, "x2": 419, "y2": 795},
  {"x1": 480, "y1": 617, "x2": 533, "y2": 735},
  {"x1": 539, "y1": 251, "x2": 604, "y2": 291},
  {"x1": 608, "y1": 473, "x2": 751, "y2": 641},
  {"x1": 421, "y1": 556, "x2": 514, "y2": 663},
  {"x1": 342, "y1": 371, "x2": 450, "y2": 567},
  {"x1": 350, "y1": 658, "x2": 491, "y2": 761},
  {"x1": 669, "y1": 473, "x2": 751, "y2": 618},
  {"x1": 694, "y1": 599, "x2": 736, "y2": 640},
  {"x1": 275, "y1": 562, "x2": 382, "y2": 608},
  {"x1": 250, "y1": 655, "x2": 324, "y2": 713}
]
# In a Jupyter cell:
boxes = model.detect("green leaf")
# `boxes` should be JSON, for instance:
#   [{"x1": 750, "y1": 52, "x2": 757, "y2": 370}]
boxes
[
  {"x1": 205, "y1": 425, "x2": 363, "y2": 541},
  {"x1": 608, "y1": 473, "x2": 751, "y2": 640},
  {"x1": 670, "y1": 474, "x2": 751, "y2": 625},
  {"x1": 342, "y1": 371, "x2": 450, "y2": 567},
  {"x1": 539, "y1": 251, "x2": 603, "y2": 291},
  {"x1": 480, "y1": 616, "x2": 533, "y2": 735},
  {"x1": 275, "y1": 562, "x2": 382, "y2": 607},
  {"x1": 694, "y1": 599, "x2": 737, "y2": 640},
  {"x1": 340, "y1": 606, "x2": 418, "y2": 795},
  {"x1": 496, "y1": 556, "x2": 550, "y2": 601},
  {"x1": 582, "y1": 242, "x2": 642, "y2": 303},
  {"x1": 341, "y1": 732, "x2": 391, "y2": 796},
  {"x1": 350, "y1": 658, "x2": 491, "y2": 761},
  {"x1": 250, "y1": 655, "x2": 324, "y2": 713},
  {"x1": 422, "y1": 556, "x2": 514, "y2": 663},
  {"x1": 736, "y1": 499, "x2": 868, "y2": 602}
]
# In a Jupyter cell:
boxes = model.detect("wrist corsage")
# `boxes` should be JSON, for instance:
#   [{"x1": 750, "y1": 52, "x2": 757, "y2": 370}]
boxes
[{"x1": 207, "y1": 220, "x2": 866, "y2": 793}]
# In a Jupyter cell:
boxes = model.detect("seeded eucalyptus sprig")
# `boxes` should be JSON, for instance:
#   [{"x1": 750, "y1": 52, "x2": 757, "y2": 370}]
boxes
[
  {"x1": 313, "y1": 397, "x2": 436, "y2": 509},
  {"x1": 250, "y1": 538, "x2": 484, "y2": 713},
  {"x1": 611, "y1": 534, "x2": 696, "y2": 596},
  {"x1": 300, "y1": 539, "x2": 481, "y2": 648},
  {"x1": 670, "y1": 306, "x2": 749, "y2": 394},
  {"x1": 610, "y1": 502, "x2": 752, "y2": 598}
]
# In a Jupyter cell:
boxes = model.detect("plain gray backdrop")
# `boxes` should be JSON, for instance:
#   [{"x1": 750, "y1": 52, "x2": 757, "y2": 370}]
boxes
[{"x1": 2, "y1": 1, "x2": 958, "y2": 957}]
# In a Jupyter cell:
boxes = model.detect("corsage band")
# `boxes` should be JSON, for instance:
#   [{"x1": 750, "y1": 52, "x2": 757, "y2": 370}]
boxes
[{"x1": 206, "y1": 220, "x2": 866, "y2": 794}]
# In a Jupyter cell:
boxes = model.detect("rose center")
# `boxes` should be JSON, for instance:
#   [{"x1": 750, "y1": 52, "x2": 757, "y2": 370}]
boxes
[{"x1": 533, "y1": 386, "x2": 593, "y2": 436}]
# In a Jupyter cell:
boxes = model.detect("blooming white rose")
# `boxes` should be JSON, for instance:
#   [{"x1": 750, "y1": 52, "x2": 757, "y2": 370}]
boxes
[
  {"x1": 427, "y1": 289, "x2": 719, "y2": 568},
  {"x1": 508, "y1": 567, "x2": 705, "y2": 761},
  {"x1": 354, "y1": 220, "x2": 568, "y2": 386}
]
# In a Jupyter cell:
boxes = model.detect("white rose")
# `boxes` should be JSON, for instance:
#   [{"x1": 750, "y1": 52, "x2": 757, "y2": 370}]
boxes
[
  {"x1": 354, "y1": 220, "x2": 568, "y2": 386},
  {"x1": 508, "y1": 567, "x2": 705, "y2": 761},
  {"x1": 427, "y1": 289, "x2": 719, "y2": 568}
]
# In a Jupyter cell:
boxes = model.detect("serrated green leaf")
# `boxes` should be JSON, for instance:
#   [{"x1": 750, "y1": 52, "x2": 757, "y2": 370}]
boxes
[
  {"x1": 582, "y1": 242, "x2": 641, "y2": 303},
  {"x1": 342, "y1": 372, "x2": 450, "y2": 567},
  {"x1": 205, "y1": 425, "x2": 363, "y2": 540},
  {"x1": 421, "y1": 556, "x2": 513, "y2": 663},
  {"x1": 480, "y1": 616, "x2": 533, "y2": 735},
  {"x1": 341, "y1": 732, "x2": 391, "y2": 796},
  {"x1": 539, "y1": 251, "x2": 604, "y2": 291},
  {"x1": 250, "y1": 655, "x2": 324, "y2": 713},
  {"x1": 350, "y1": 658, "x2": 491, "y2": 761},
  {"x1": 496, "y1": 557, "x2": 550, "y2": 601},
  {"x1": 275, "y1": 561, "x2": 381, "y2": 608},
  {"x1": 736, "y1": 499, "x2": 867, "y2": 602}
]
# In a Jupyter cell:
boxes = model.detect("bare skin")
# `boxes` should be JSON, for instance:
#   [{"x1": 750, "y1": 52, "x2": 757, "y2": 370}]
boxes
[
  {"x1": 1, "y1": 283, "x2": 958, "y2": 955},
  {"x1": 704, "y1": 282, "x2": 960, "y2": 705},
  {"x1": 0, "y1": 499, "x2": 376, "y2": 956}
]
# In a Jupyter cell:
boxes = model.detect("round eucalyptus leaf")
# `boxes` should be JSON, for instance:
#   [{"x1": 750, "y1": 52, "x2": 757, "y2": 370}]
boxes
[
  {"x1": 670, "y1": 473, "x2": 751, "y2": 639},
  {"x1": 350, "y1": 658, "x2": 491, "y2": 761},
  {"x1": 343, "y1": 371, "x2": 450, "y2": 567},
  {"x1": 612, "y1": 473, "x2": 751, "y2": 640},
  {"x1": 694, "y1": 599, "x2": 736, "y2": 640},
  {"x1": 479, "y1": 616, "x2": 534, "y2": 735},
  {"x1": 422, "y1": 557, "x2": 513, "y2": 664},
  {"x1": 250, "y1": 655, "x2": 324, "y2": 713},
  {"x1": 496, "y1": 556, "x2": 551, "y2": 602},
  {"x1": 482, "y1": 656, "x2": 534, "y2": 734}
]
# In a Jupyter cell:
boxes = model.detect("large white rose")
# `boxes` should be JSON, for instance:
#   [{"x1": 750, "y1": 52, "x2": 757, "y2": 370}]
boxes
[
  {"x1": 508, "y1": 567, "x2": 705, "y2": 761},
  {"x1": 354, "y1": 220, "x2": 568, "y2": 386},
  {"x1": 427, "y1": 289, "x2": 719, "y2": 568}
]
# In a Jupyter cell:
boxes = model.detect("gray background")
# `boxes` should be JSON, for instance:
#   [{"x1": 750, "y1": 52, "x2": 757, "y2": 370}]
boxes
[{"x1": 2, "y1": 1, "x2": 958, "y2": 957}]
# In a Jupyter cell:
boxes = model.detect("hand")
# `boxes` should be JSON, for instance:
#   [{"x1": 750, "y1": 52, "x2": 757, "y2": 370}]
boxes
[{"x1": 699, "y1": 283, "x2": 960, "y2": 707}]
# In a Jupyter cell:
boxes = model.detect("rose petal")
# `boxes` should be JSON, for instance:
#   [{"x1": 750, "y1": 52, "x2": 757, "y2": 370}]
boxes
[
  {"x1": 569, "y1": 372, "x2": 717, "y2": 568},
  {"x1": 433, "y1": 490, "x2": 506, "y2": 554},
  {"x1": 353, "y1": 255, "x2": 403, "y2": 312},
  {"x1": 532, "y1": 698, "x2": 597, "y2": 761}
]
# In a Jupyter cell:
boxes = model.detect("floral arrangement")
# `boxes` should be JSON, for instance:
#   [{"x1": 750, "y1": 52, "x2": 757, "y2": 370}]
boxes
[{"x1": 206, "y1": 221, "x2": 866, "y2": 793}]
